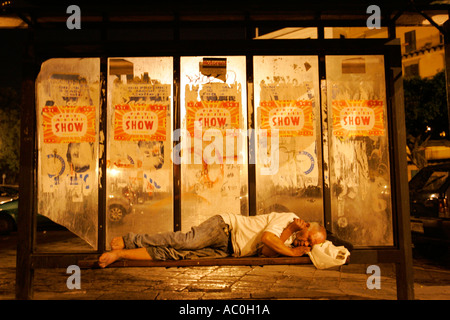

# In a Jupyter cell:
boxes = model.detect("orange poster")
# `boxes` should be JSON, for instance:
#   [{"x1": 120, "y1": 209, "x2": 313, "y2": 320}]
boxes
[
  {"x1": 332, "y1": 100, "x2": 385, "y2": 137},
  {"x1": 186, "y1": 100, "x2": 240, "y2": 135},
  {"x1": 259, "y1": 100, "x2": 314, "y2": 137},
  {"x1": 114, "y1": 104, "x2": 167, "y2": 141},
  {"x1": 42, "y1": 105, "x2": 96, "y2": 143}
]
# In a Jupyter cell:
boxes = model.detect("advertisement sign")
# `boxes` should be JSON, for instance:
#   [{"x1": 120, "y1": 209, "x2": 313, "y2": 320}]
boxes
[
  {"x1": 332, "y1": 99, "x2": 385, "y2": 137},
  {"x1": 259, "y1": 100, "x2": 314, "y2": 137},
  {"x1": 114, "y1": 104, "x2": 167, "y2": 141},
  {"x1": 42, "y1": 105, "x2": 96, "y2": 143},
  {"x1": 185, "y1": 100, "x2": 240, "y2": 135}
]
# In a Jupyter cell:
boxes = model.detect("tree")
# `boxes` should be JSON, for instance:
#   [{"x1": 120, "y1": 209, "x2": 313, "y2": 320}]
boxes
[
  {"x1": 403, "y1": 70, "x2": 448, "y2": 139},
  {"x1": 0, "y1": 87, "x2": 21, "y2": 184},
  {"x1": 403, "y1": 71, "x2": 449, "y2": 169}
]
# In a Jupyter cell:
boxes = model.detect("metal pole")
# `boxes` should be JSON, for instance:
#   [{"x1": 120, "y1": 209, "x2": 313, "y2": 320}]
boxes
[
  {"x1": 15, "y1": 29, "x2": 37, "y2": 300},
  {"x1": 386, "y1": 41, "x2": 415, "y2": 300}
]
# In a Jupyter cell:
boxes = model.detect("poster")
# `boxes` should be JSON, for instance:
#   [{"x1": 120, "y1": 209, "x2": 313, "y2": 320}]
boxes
[
  {"x1": 332, "y1": 99, "x2": 385, "y2": 137},
  {"x1": 259, "y1": 100, "x2": 314, "y2": 137},
  {"x1": 185, "y1": 82, "x2": 241, "y2": 136},
  {"x1": 185, "y1": 100, "x2": 240, "y2": 135},
  {"x1": 114, "y1": 104, "x2": 167, "y2": 141},
  {"x1": 42, "y1": 105, "x2": 96, "y2": 143},
  {"x1": 113, "y1": 82, "x2": 170, "y2": 142}
]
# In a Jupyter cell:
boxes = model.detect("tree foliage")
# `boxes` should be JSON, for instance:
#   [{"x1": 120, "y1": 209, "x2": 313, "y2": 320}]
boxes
[
  {"x1": 0, "y1": 87, "x2": 21, "y2": 184},
  {"x1": 403, "y1": 70, "x2": 448, "y2": 139}
]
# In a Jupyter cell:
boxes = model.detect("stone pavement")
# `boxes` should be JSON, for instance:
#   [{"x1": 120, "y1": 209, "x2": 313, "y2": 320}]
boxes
[{"x1": 1, "y1": 231, "x2": 450, "y2": 301}]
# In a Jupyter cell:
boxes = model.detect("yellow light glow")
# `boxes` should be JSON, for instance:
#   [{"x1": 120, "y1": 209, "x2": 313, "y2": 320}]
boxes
[
  {"x1": 422, "y1": 14, "x2": 449, "y2": 26},
  {"x1": 109, "y1": 168, "x2": 120, "y2": 177},
  {"x1": 0, "y1": 17, "x2": 28, "y2": 28}
]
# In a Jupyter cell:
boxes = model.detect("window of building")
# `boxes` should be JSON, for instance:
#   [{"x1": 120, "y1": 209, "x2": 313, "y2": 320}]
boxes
[
  {"x1": 404, "y1": 63, "x2": 419, "y2": 77},
  {"x1": 405, "y1": 30, "x2": 417, "y2": 53}
]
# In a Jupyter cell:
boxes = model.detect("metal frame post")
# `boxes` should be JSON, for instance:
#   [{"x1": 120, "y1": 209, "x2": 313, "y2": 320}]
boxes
[
  {"x1": 15, "y1": 29, "x2": 37, "y2": 300},
  {"x1": 385, "y1": 38, "x2": 415, "y2": 300}
]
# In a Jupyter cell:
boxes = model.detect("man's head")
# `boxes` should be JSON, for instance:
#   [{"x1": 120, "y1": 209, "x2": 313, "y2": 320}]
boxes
[{"x1": 293, "y1": 222, "x2": 326, "y2": 248}]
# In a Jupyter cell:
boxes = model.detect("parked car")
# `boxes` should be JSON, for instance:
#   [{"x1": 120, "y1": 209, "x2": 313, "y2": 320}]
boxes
[
  {"x1": 107, "y1": 186, "x2": 134, "y2": 223},
  {"x1": 0, "y1": 186, "x2": 19, "y2": 234},
  {"x1": 409, "y1": 163, "x2": 450, "y2": 253},
  {"x1": 0, "y1": 199, "x2": 17, "y2": 235},
  {"x1": 0, "y1": 185, "x2": 18, "y2": 203}
]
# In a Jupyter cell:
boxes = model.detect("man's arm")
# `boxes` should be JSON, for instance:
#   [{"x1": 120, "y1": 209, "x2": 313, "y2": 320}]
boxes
[
  {"x1": 260, "y1": 224, "x2": 295, "y2": 257},
  {"x1": 260, "y1": 218, "x2": 309, "y2": 257},
  {"x1": 260, "y1": 232, "x2": 310, "y2": 257}
]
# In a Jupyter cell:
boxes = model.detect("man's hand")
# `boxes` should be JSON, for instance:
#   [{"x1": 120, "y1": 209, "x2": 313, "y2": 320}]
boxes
[
  {"x1": 292, "y1": 218, "x2": 310, "y2": 232},
  {"x1": 261, "y1": 232, "x2": 311, "y2": 257},
  {"x1": 291, "y1": 245, "x2": 311, "y2": 256}
]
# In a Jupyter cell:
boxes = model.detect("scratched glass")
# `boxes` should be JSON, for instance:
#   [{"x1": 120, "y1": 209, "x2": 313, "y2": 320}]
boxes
[
  {"x1": 36, "y1": 58, "x2": 100, "y2": 250},
  {"x1": 326, "y1": 55, "x2": 393, "y2": 246},
  {"x1": 179, "y1": 56, "x2": 249, "y2": 231},
  {"x1": 106, "y1": 57, "x2": 174, "y2": 247},
  {"x1": 253, "y1": 56, "x2": 323, "y2": 224}
]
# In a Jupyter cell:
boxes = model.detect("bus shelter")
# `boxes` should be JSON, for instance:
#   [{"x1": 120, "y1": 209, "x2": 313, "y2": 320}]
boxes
[{"x1": 8, "y1": 0, "x2": 450, "y2": 300}]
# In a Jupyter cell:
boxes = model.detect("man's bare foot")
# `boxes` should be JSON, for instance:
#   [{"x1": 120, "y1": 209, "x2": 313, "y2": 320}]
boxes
[
  {"x1": 98, "y1": 250, "x2": 121, "y2": 268},
  {"x1": 111, "y1": 236, "x2": 125, "y2": 250}
]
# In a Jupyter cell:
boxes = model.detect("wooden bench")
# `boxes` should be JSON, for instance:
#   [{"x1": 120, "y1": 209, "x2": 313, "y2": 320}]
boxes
[{"x1": 78, "y1": 256, "x2": 312, "y2": 269}]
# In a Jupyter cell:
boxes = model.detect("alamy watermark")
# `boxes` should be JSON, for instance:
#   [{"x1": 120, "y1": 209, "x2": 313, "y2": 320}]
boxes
[
  {"x1": 67, "y1": 4, "x2": 382, "y2": 31},
  {"x1": 366, "y1": 5, "x2": 381, "y2": 30},
  {"x1": 366, "y1": 265, "x2": 381, "y2": 289},
  {"x1": 172, "y1": 126, "x2": 280, "y2": 175},
  {"x1": 66, "y1": 265, "x2": 81, "y2": 290},
  {"x1": 66, "y1": 264, "x2": 383, "y2": 291},
  {"x1": 66, "y1": 5, "x2": 81, "y2": 30}
]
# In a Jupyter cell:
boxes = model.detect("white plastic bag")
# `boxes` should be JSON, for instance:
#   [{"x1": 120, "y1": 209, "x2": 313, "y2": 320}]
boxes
[{"x1": 307, "y1": 240, "x2": 350, "y2": 269}]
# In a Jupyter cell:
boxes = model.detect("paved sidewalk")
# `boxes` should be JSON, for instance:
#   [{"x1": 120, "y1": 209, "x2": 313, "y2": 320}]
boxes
[{"x1": 1, "y1": 231, "x2": 450, "y2": 300}]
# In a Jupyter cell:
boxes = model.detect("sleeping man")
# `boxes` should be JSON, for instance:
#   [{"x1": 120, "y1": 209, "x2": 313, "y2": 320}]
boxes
[{"x1": 98, "y1": 212, "x2": 327, "y2": 268}]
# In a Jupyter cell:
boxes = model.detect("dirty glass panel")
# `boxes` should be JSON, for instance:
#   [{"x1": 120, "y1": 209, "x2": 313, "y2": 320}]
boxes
[
  {"x1": 107, "y1": 57, "x2": 173, "y2": 247},
  {"x1": 253, "y1": 56, "x2": 323, "y2": 224},
  {"x1": 326, "y1": 55, "x2": 393, "y2": 247},
  {"x1": 36, "y1": 58, "x2": 100, "y2": 250},
  {"x1": 180, "y1": 56, "x2": 248, "y2": 231}
]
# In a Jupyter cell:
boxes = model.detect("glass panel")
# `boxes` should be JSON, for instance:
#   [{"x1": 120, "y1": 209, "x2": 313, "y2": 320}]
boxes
[
  {"x1": 106, "y1": 57, "x2": 173, "y2": 247},
  {"x1": 326, "y1": 55, "x2": 393, "y2": 247},
  {"x1": 253, "y1": 56, "x2": 323, "y2": 223},
  {"x1": 180, "y1": 56, "x2": 248, "y2": 231},
  {"x1": 36, "y1": 58, "x2": 100, "y2": 250}
]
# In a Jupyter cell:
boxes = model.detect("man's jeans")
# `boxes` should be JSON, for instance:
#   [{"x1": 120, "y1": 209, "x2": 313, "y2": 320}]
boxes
[{"x1": 122, "y1": 215, "x2": 231, "y2": 260}]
